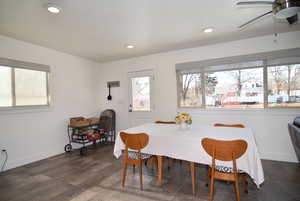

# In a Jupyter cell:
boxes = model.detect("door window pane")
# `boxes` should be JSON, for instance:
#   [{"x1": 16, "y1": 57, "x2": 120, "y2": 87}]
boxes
[
  {"x1": 205, "y1": 68, "x2": 263, "y2": 108},
  {"x1": 179, "y1": 73, "x2": 202, "y2": 107},
  {"x1": 131, "y1": 76, "x2": 150, "y2": 111},
  {"x1": 15, "y1": 68, "x2": 48, "y2": 106},
  {"x1": 268, "y1": 64, "x2": 300, "y2": 107},
  {"x1": 0, "y1": 66, "x2": 12, "y2": 107}
]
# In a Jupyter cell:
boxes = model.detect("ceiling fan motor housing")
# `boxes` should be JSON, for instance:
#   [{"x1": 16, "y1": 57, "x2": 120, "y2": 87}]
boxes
[{"x1": 273, "y1": 0, "x2": 300, "y2": 18}]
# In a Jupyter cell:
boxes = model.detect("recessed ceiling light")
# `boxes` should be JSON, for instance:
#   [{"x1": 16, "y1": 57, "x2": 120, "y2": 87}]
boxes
[
  {"x1": 47, "y1": 4, "x2": 61, "y2": 14},
  {"x1": 203, "y1": 27, "x2": 214, "y2": 33},
  {"x1": 125, "y1": 44, "x2": 135, "y2": 49}
]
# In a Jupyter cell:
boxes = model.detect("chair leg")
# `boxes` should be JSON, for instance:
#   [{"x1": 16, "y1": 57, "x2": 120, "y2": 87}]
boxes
[
  {"x1": 168, "y1": 158, "x2": 173, "y2": 169},
  {"x1": 157, "y1": 156, "x2": 164, "y2": 185},
  {"x1": 151, "y1": 156, "x2": 158, "y2": 170},
  {"x1": 151, "y1": 157, "x2": 154, "y2": 169},
  {"x1": 121, "y1": 163, "x2": 128, "y2": 187},
  {"x1": 133, "y1": 164, "x2": 135, "y2": 174},
  {"x1": 234, "y1": 175, "x2": 241, "y2": 201},
  {"x1": 139, "y1": 161, "x2": 143, "y2": 191},
  {"x1": 206, "y1": 166, "x2": 211, "y2": 187},
  {"x1": 190, "y1": 162, "x2": 196, "y2": 195},
  {"x1": 242, "y1": 173, "x2": 248, "y2": 193},
  {"x1": 209, "y1": 174, "x2": 215, "y2": 201}
]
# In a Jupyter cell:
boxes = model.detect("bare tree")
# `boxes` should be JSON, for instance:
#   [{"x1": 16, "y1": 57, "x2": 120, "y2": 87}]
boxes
[
  {"x1": 181, "y1": 73, "x2": 217, "y2": 106},
  {"x1": 268, "y1": 66, "x2": 288, "y2": 95},
  {"x1": 205, "y1": 73, "x2": 218, "y2": 95},
  {"x1": 289, "y1": 65, "x2": 300, "y2": 101},
  {"x1": 227, "y1": 69, "x2": 260, "y2": 96},
  {"x1": 134, "y1": 79, "x2": 149, "y2": 96},
  {"x1": 181, "y1": 73, "x2": 197, "y2": 102}
]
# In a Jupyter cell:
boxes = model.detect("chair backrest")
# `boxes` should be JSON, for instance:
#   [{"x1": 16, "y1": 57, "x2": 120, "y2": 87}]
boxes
[
  {"x1": 120, "y1": 132, "x2": 149, "y2": 151},
  {"x1": 155, "y1": 121, "x2": 176, "y2": 124},
  {"x1": 214, "y1": 123, "x2": 245, "y2": 128},
  {"x1": 99, "y1": 109, "x2": 116, "y2": 131},
  {"x1": 202, "y1": 138, "x2": 248, "y2": 161},
  {"x1": 101, "y1": 109, "x2": 115, "y2": 118}
]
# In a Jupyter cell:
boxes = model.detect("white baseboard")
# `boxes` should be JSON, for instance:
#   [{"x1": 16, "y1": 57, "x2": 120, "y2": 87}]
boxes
[{"x1": 4, "y1": 149, "x2": 64, "y2": 171}]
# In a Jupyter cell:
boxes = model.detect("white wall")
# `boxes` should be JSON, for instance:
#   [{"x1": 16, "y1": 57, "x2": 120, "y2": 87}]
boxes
[
  {"x1": 0, "y1": 35, "x2": 99, "y2": 170},
  {"x1": 94, "y1": 31, "x2": 300, "y2": 163}
]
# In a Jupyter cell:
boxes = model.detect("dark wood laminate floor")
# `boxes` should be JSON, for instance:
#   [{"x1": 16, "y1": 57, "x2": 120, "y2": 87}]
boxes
[{"x1": 1, "y1": 145, "x2": 300, "y2": 201}]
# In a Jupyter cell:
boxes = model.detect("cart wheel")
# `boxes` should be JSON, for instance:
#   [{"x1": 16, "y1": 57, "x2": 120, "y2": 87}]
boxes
[
  {"x1": 64, "y1": 144, "x2": 72, "y2": 152},
  {"x1": 80, "y1": 147, "x2": 87, "y2": 155}
]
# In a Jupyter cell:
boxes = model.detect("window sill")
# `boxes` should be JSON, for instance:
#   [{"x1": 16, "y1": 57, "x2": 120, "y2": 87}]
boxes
[
  {"x1": 177, "y1": 107, "x2": 300, "y2": 116},
  {"x1": 0, "y1": 105, "x2": 52, "y2": 115}
]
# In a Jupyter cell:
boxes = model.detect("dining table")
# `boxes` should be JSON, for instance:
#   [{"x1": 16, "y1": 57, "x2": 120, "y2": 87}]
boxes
[{"x1": 113, "y1": 123, "x2": 264, "y2": 188}]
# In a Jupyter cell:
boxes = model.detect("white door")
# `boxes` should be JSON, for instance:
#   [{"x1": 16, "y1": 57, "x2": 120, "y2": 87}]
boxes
[{"x1": 128, "y1": 70, "x2": 155, "y2": 127}]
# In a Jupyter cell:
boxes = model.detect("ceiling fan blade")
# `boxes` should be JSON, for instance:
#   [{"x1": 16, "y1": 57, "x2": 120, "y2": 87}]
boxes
[
  {"x1": 236, "y1": 1, "x2": 273, "y2": 6},
  {"x1": 286, "y1": 14, "x2": 298, "y2": 25},
  {"x1": 238, "y1": 10, "x2": 273, "y2": 28}
]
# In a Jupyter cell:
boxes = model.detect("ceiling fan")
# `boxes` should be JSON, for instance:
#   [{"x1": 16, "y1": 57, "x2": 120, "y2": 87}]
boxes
[{"x1": 237, "y1": 0, "x2": 300, "y2": 28}]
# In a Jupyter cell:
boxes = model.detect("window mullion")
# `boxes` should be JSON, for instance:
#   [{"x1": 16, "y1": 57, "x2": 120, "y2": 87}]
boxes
[
  {"x1": 201, "y1": 71, "x2": 206, "y2": 108},
  {"x1": 177, "y1": 72, "x2": 182, "y2": 108},
  {"x1": 263, "y1": 60, "x2": 268, "y2": 108},
  {"x1": 46, "y1": 72, "x2": 50, "y2": 105},
  {"x1": 287, "y1": 65, "x2": 291, "y2": 100},
  {"x1": 11, "y1": 67, "x2": 16, "y2": 107}
]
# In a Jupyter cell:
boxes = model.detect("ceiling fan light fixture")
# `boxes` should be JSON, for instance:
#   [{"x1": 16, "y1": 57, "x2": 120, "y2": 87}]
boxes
[
  {"x1": 273, "y1": 0, "x2": 300, "y2": 19},
  {"x1": 275, "y1": 6, "x2": 300, "y2": 18}
]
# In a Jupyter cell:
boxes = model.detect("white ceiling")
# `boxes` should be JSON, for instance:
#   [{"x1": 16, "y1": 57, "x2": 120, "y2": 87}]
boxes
[{"x1": 0, "y1": 0, "x2": 299, "y2": 62}]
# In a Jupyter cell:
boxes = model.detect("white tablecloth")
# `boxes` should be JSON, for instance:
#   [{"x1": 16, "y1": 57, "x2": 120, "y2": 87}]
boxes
[{"x1": 113, "y1": 123, "x2": 264, "y2": 187}]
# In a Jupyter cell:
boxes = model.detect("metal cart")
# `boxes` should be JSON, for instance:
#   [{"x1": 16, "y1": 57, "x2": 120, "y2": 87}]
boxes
[
  {"x1": 64, "y1": 119, "x2": 105, "y2": 155},
  {"x1": 64, "y1": 110, "x2": 116, "y2": 155}
]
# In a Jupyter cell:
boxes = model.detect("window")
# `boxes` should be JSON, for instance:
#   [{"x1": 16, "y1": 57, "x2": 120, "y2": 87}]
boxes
[
  {"x1": 0, "y1": 67, "x2": 12, "y2": 107},
  {"x1": 205, "y1": 68, "x2": 263, "y2": 109},
  {"x1": 131, "y1": 76, "x2": 151, "y2": 111},
  {"x1": 15, "y1": 68, "x2": 48, "y2": 106},
  {"x1": 0, "y1": 58, "x2": 50, "y2": 108},
  {"x1": 268, "y1": 64, "x2": 300, "y2": 107},
  {"x1": 177, "y1": 56, "x2": 300, "y2": 109},
  {"x1": 178, "y1": 72, "x2": 202, "y2": 107}
]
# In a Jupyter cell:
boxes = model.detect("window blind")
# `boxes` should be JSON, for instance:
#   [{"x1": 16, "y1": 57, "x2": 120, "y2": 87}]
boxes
[{"x1": 0, "y1": 57, "x2": 50, "y2": 72}]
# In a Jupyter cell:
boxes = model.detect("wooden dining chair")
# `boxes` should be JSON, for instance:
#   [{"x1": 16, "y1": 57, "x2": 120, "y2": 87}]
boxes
[
  {"x1": 201, "y1": 138, "x2": 248, "y2": 201},
  {"x1": 120, "y1": 132, "x2": 153, "y2": 190},
  {"x1": 155, "y1": 120, "x2": 180, "y2": 169},
  {"x1": 214, "y1": 123, "x2": 245, "y2": 128},
  {"x1": 213, "y1": 123, "x2": 249, "y2": 192}
]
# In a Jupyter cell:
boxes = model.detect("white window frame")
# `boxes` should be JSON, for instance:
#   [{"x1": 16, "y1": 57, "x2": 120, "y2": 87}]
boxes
[
  {"x1": 266, "y1": 62, "x2": 300, "y2": 109},
  {"x1": 205, "y1": 65, "x2": 265, "y2": 109},
  {"x1": 128, "y1": 70, "x2": 154, "y2": 112},
  {"x1": 0, "y1": 58, "x2": 51, "y2": 110}
]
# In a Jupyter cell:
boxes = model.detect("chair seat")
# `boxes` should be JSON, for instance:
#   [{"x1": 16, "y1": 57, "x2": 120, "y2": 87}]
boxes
[
  {"x1": 128, "y1": 151, "x2": 151, "y2": 160},
  {"x1": 215, "y1": 165, "x2": 244, "y2": 174}
]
